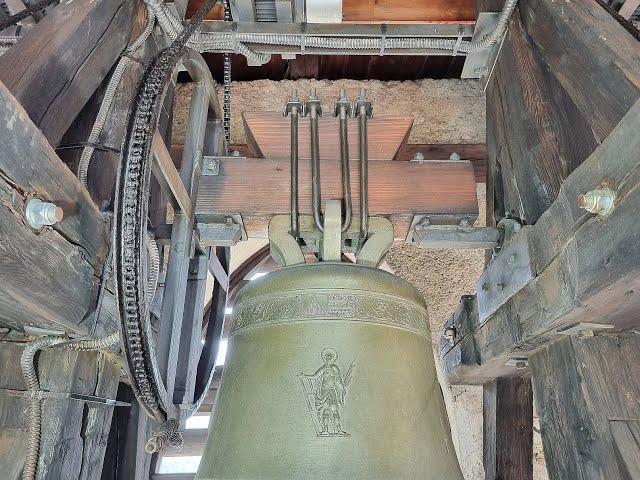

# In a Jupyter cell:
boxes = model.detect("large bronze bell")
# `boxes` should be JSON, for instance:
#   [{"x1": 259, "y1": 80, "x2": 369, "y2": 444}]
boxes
[
  {"x1": 196, "y1": 210, "x2": 463, "y2": 479},
  {"x1": 197, "y1": 91, "x2": 462, "y2": 479}
]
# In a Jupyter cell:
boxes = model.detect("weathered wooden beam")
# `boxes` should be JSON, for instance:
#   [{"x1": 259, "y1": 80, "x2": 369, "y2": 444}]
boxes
[
  {"x1": 481, "y1": 0, "x2": 640, "y2": 224},
  {"x1": 196, "y1": 156, "x2": 479, "y2": 239},
  {"x1": 0, "y1": 0, "x2": 136, "y2": 146},
  {"x1": 153, "y1": 134, "x2": 193, "y2": 217},
  {"x1": 58, "y1": 4, "x2": 162, "y2": 208},
  {"x1": 530, "y1": 333, "x2": 640, "y2": 480},
  {"x1": 0, "y1": 341, "x2": 121, "y2": 479},
  {"x1": 619, "y1": 0, "x2": 640, "y2": 19},
  {"x1": 440, "y1": 99, "x2": 640, "y2": 384},
  {"x1": 243, "y1": 112, "x2": 413, "y2": 162},
  {"x1": 483, "y1": 377, "x2": 533, "y2": 480},
  {"x1": 0, "y1": 79, "x2": 108, "y2": 334}
]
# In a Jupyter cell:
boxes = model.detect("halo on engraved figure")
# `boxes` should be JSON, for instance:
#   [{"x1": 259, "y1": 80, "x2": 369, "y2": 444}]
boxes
[{"x1": 321, "y1": 348, "x2": 338, "y2": 364}]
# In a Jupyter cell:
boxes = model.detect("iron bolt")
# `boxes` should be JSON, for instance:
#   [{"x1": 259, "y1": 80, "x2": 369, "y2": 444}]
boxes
[
  {"x1": 232, "y1": 150, "x2": 241, "y2": 157},
  {"x1": 578, "y1": 188, "x2": 615, "y2": 216},
  {"x1": 459, "y1": 218, "x2": 471, "y2": 228},
  {"x1": 412, "y1": 152, "x2": 425, "y2": 162},
  {"x1": 449, "y1": 152, "x2": 461, "y2": 161},
  {"x1": 444, "y1": 327, "x2": 456, "y2": 344},
  {"x1": 25, "y1": 198, "x2": 63, "y2": 230},
  {"x1": 206, "y1": 160, "x2": 217, "y2": 170}
]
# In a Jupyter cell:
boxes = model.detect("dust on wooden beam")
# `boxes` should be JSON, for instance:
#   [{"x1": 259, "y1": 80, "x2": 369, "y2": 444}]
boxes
[{"x1": 194, "y1": 155, "x2": 478, "y2": 239}]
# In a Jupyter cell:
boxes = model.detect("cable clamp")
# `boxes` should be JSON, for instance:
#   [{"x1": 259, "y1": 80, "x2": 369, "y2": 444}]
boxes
[{"x1": 380, "y1": 23, "x2": 387, "y2": 56}]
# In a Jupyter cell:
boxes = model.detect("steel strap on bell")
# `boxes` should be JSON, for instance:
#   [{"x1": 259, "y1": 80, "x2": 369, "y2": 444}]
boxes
[{"x1": 196, "y1": 91, "x2": 463, "y2": 480}]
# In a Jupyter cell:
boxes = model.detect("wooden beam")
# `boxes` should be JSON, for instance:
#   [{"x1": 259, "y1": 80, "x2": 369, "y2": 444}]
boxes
[
  {"x1": 153, "y1": 134, "x2": 193, "y2": 216},
  {"x1": 481, "y1": 0, "x2": 640, "y2": 224},
  {"x1": 0, "y1": 79, "x2": 108, "y2": 334},
  {"x1": 483, "y1": 377, "x2": 533, "y2": 480},
  {"x1": 342, "y1": 0, "x2": 475, "y2": 22},
  {"x1": 243, "y1": 112, "x2": 413, "y2": 162},
  {"x1": 58, "y1": 4, "x2": 161, "y2": 208},
  {"x1": 397, "y1": 144, "x2": 486, "y2": 183},
  {"x1": 619, "y1": 0, "x2": 640, "y2": 19},
  {"x1": 0, "y1": 342, "x2": 121, "y2": 479},
  {"x1": 530, "y1": 333, "x2": 640, "y2": 480},
  {"x1": 196, "y1": 156, "x2": 478, "y2": 239},
  {"x1": 0, "y1": 0, "x2": 135, "y2": 146},
  {"x1": 440, "y1": 99, "x2": 640, "y2": 384}
]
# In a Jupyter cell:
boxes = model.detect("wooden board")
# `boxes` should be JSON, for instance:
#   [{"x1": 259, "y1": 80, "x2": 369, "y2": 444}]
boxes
[
  {"x1": 342, "y1": 0, "x2": 475, "y2": 22},
  {"x1": 481, "y1": 0, "x2": 640, "y2": 224},
  {"x1": 530, "y1": 334, "x2": 640, "y2": 480},
  {"x1": 195, "y1": 156, "x2": 478, "y2": 239},
  {"x1": 483, "y1": 378, "x2": 533, "y2": 480},
  {"x1": 243, "y1": 112, "x2": 413, "y2": 162},
  {"x1": 0, "y1": 0, "x2": 135, "y2": 146}
]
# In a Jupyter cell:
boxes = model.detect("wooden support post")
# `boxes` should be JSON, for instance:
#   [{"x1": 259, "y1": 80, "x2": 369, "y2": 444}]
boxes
[
  {"x1": 440, "y1": 99, "x2": 640, "y2": 384},
  {"x1": 530, "y1": 333, "x2": 640, "y2": 480},
  {"x1": 0, "y1": 79, "x2": 109, "y2": 334},
  {"x1": 480, "y1": 0, "x2": 640, "y2": 224},
  {"x1": 0, "y1": 0, "x2": 136, "y2": 146},
  {"x1": 483, "y1": 377, "x2": 533, "y2": 480},
  {"x1": 0, "y1": 341, "x2": 121, "y2": 479}
]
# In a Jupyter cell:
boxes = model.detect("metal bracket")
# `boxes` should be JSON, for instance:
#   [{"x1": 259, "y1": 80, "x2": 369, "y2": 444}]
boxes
[
  {"x1": 196, "y1": 213, "x2": 247, "y2": 246},
  {"x1": 268, "y1": 215, "x2": 305, "y2": 267},
  {"x1": 557, "y1": 322, "x2": 615, "y2": 337},
  {"x1": 461, "y1": 12, "x2": 507, "y2": 90},
  {"x1": 356, "y1": 217, "x2": 393, "y2": 267},
  {"x1": 476, "y1": 226, "x2": 535, "y2": 323},
  {"x1": 2, "y1": 388, "x2": 131, "y2": 407},
  {"x1": 320, "y1": 200, "x2": 342, "y2": 262},
  {"x1": 410, "y1": 224, "x2": 501, "y2": 250}
]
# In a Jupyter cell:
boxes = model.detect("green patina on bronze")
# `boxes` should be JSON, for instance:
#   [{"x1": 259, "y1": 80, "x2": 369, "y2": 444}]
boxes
[{"x1": 197, "y1": 261, "x2": 464, "y2": 480}]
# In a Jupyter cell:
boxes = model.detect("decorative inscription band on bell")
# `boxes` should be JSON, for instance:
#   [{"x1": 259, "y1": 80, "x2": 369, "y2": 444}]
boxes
[{"x1": 231, "y1": 289, "x2": 430, "y2": 337}]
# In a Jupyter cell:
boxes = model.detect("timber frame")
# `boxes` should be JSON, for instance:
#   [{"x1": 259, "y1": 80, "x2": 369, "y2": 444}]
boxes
[
  {"x1": 440, "y1": 1, "x2": 640, "y2": 479},
  {"x1": 0, "y1": 0, "x2": 639, "y2": 479}
]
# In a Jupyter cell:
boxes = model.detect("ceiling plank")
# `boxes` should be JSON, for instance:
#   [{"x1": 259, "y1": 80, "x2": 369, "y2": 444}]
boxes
[{"x1": 343, "y1": 0, "x2": 475, "y2": 22}]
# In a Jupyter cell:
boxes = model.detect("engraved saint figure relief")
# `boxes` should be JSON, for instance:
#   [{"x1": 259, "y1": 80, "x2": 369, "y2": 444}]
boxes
[{"x1": 299, "y1": 348, "x2": 354, "y2": 437}]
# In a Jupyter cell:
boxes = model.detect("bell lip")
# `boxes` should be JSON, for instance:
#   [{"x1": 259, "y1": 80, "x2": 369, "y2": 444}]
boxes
[{"x1": 233, "y1": 261, "x2": 427, "y2": 311}]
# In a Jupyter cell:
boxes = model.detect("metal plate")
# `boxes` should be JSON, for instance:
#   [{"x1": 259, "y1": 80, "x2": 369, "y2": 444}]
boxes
[
  {"x1": 461, "y1": 12, "x2": 505, "y2": 87},
  {"x1": 476, "y1": 226, "x2": 535, "y2": 323},
  {"x1": 306, "y1": 0, "x2": 341, "y2": 23}
]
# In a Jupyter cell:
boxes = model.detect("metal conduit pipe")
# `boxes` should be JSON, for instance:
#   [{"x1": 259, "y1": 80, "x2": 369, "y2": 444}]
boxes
[
  {"x1": 77, "y1": 7, "x2": 156, "y2": 188},
  {"x1": 146, "y1": 0, "x2": 517, "y2": 57}
]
